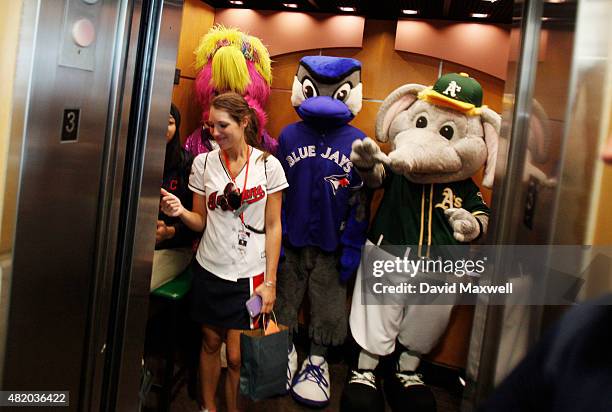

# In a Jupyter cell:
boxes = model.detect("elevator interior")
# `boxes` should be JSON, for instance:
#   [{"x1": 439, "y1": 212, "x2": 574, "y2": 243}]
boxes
[{"x1": 1, "y1": 0, "x2": 611, "y2": 411}]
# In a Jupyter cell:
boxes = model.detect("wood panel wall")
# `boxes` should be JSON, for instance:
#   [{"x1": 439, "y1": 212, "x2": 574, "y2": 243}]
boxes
[
  {"x1": 171, "y1": 0, "x2": 215, "y2": 144},
  {"x1": 0, "y1": 0, "x2": 24, "y2": 254},
  {"x1": 265, "y1": 19, "x2": 505, "y2": 206}
]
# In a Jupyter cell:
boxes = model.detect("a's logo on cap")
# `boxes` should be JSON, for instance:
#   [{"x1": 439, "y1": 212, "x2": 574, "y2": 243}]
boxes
[
  {"x1": 418, "y1": 72, "x2": 485, "y2": 116},
  {"x1": 442, "y1": 81, "x2": 462, "y2": 98}
]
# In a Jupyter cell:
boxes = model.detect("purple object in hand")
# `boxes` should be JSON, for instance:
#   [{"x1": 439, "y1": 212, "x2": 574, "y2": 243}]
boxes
[{"x1": 246, "y1": 295, "x2": 262, "y2": 318}]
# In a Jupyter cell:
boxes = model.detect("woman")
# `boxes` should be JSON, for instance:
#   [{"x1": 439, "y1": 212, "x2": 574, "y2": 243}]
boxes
[
  {"x1": 150, "y1": 103, "x2": 197, "y2": 291},
  {"x1": 160, "y1": 92, "x2": 287, "y2": 412}
]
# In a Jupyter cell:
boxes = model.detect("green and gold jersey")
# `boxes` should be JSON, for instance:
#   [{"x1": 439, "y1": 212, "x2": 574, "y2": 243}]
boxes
[{"x1": 368, "y1": 171, "x2": 489, "y2": 257}]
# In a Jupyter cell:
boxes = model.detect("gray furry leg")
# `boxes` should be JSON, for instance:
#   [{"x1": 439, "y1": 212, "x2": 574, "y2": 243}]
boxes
[
  {"x1": 308, "y1": 250, "x2": 348, "y2": 347},
  {"x1": 310, "y1": 342, "x2": 328, "y2": 357},
  {"x1": 275, "y1": 246, "x2": 308, "y2": 340}
]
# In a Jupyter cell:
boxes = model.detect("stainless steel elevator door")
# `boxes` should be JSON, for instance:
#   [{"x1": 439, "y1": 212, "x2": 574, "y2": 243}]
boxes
[{"x1": 2, "y1": 0, "x2": 124, "y2": 406}]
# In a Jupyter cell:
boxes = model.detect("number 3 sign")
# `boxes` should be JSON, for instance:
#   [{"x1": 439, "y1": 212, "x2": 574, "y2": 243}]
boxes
[{"x1": 61, "y1": 109, "x2": 80, "y2": 142}]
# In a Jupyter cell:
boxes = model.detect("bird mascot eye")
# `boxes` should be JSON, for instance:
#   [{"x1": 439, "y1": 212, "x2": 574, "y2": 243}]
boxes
[
  {"x1": 439, "y1": 125, "x2": 455, "y2": 140},
  {"x1": 333, "y1": 82, "x2": 352, "y2": 102},
  {"x1": 416, "y1": 116, "x2": 428, "y2": 128},
  {"x1": 302, "y1": 78, "x2": 318, "y2": 99}
]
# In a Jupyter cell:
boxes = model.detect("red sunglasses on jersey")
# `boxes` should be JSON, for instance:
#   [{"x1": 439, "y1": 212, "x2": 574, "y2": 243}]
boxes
[
  {"x1": 218, "y1": 182, "x2": 242, "y2": 211},
  {"x1": 218, "y1": 182, "x2": 265, "y2": 234}
]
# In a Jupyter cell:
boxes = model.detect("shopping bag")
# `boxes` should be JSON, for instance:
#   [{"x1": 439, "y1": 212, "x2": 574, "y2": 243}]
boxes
[
  {"x1": 239, "y1": 312, "x2": 289, "y2": 400},
  {"x1": 265, "y1": 318, "x2": 280, "y2": 335}
]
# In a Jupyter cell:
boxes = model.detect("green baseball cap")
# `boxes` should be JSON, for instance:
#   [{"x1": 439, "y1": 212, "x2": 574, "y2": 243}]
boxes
[{"x1": 418, "y1": 72, "x2": 484, "y2": 115}]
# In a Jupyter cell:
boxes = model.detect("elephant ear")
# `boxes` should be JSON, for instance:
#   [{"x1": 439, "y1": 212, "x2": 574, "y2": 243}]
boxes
[
  {"x1": 375, "y1": 84, "x2": 424, "y2": 142},
  {"x1": 480, "y1": 107, "x2": 501, "y2": 189}
]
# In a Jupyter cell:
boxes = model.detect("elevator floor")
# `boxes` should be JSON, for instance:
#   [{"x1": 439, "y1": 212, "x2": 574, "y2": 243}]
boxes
[
  {"x1": 143, "y1": 351, "x2": 462, "y2": 412},
  {"x1": 142, "y1": 305, "x2": 462, "y2": 411}
]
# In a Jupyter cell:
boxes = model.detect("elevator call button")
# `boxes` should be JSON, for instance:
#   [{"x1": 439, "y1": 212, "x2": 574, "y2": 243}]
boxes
[
  {"x1": 59, "y1": 0, "x2": 101, "y2": 71},
  {"x1": 72, "y1": 18, "x2": 96, "y2": 48}
]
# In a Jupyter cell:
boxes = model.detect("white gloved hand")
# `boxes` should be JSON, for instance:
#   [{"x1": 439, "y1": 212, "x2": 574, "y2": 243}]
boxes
[
  {"x1": 350, "y1": 137, "x2": 390, "y2": 170},
  {"x1": 160, "y1": 188, "x2": 184, "y2": 217},
  {"x1": 444, "y1": 208, "x2": 480, "y2": 242}
]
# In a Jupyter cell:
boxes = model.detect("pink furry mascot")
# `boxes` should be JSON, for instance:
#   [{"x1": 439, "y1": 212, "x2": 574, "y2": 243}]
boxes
[{"x1": 184, "y1": 25, "x2": 278, "y2": 155}]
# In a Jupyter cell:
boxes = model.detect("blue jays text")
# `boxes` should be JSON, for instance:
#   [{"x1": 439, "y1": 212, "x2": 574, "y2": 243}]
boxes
[{"x1": 285, "y1": 145, "x2": 354, "y2": 173}]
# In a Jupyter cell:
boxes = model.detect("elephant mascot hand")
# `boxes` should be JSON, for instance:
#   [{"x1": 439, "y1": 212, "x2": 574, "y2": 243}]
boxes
[
  {"x1": 350, "y1": 137, "x2": 389, "y2": 169},
  {"x1": 444, "y1": 208, "x2": 480, "y2": 242}
]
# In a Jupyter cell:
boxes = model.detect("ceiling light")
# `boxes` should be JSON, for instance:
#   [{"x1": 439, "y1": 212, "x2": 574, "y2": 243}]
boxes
[
  {"x1": 339, "y1": 6, "x2": 356, "y2": 12},
  {"x1": 471, "y1": 13, "x2": 489, "y2": 18},
  {"x1": 482, "y1": 0, "x2": 498, "y2": 2},
  {"x1": 283, "y1": 2, "x2": 298, "y2": 7},
  {"x1": 229, "y1": 0, "x2": 244, "y2": 4},
  {"x1": 402, "y1": 9, "x2": 418, "y2": 15}
]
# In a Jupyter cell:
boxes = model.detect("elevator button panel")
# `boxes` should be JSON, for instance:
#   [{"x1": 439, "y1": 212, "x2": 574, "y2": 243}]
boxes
[{"x1": 59, "y1": 0, "x2": 102, "y2": 71}]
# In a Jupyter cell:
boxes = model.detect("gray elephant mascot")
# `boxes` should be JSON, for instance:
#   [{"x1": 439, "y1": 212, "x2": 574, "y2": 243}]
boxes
[{"x1": 340, "y1": 73, "x2": 500, "y2": 412}]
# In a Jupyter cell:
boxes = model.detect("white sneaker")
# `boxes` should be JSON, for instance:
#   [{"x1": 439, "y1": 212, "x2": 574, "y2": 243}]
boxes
[
  {"x1": 290, "y1": 355, "x2": 330, "y2": 407},
  {"x1": 287, "y1": 344, "x2": 298, "y2": 391}
]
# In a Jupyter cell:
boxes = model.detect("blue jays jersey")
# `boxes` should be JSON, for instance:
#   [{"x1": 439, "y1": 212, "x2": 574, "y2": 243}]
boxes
[{"x1": 278, "y1": 122, "x2": 366, "y2": 252}]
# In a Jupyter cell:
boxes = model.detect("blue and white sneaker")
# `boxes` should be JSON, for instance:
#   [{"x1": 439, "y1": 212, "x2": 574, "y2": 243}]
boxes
[
  {"x1": 287, "y1": 344, "x2": 298, "y2": 391},
  {"x1": 290, "y1": 355, "x2": 331, "y2": 407}
]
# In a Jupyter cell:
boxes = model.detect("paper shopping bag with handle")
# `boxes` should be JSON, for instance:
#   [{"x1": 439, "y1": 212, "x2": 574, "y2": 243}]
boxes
[{"x1": 239, "y1": 312, "x2": 289, "y2": 400}]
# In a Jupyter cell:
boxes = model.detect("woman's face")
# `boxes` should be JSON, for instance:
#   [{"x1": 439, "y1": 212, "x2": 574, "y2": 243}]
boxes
[
  {"x1": 166, "y1": 114, "x2": 176, "y2": 143},
  {"x1": 207, "y1": 106, "x2": 247, "y2": 151}
]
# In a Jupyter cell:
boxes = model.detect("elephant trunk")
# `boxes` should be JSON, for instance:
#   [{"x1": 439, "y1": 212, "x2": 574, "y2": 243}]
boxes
[{"x1": 389, "y1": 135, "x2": 462, "y2": 175}]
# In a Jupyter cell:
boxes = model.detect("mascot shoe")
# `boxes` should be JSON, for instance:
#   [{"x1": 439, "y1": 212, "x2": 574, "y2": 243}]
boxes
[
  {"x1": 290, "y1": 355, "x2": 331, "y2": 407},
  {"x1": 384, "y1": 370, "x2": 436, "y2": 412},
  {"x1": 340, "y1": 368, "x2": 385, "y2": 412},
  {"x1": 287, "y1": 344, "x2": 298, "y2": 392}
]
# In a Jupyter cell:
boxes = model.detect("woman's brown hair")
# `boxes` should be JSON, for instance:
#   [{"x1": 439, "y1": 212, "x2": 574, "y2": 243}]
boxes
[{"x1": 210, "y1": 92, "x2": 264, "y2": 152}]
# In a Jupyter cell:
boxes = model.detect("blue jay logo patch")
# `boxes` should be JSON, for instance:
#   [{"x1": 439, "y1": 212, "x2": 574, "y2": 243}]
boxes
[{"x1": 324, "y1": 174, "x2": 350, "y2": 195}]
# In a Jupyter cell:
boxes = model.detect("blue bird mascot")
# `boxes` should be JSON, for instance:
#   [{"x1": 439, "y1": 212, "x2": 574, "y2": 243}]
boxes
[{"x1": 274, "y1": 56, "x2": 369, "y2": 407}]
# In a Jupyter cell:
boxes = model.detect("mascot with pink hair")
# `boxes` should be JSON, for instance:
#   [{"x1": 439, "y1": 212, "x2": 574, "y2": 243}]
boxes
[{"x1": 184, "y1": 25, "x2": 278, "y2": 155}]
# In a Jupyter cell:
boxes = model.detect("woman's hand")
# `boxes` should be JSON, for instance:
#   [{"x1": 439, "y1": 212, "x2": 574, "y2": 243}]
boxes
[
  {"x1": 155, "y1": 220, "x2": 175, "y2": 244},
  {"x1": 160, "y1": 188, "x2": 184, "y2": 217},
  {"x1": 255, "y1": 283, "x2": 276, "y2": 314}
]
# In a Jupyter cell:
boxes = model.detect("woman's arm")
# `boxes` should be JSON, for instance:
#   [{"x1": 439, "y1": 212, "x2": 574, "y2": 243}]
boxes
[
  {"x1": 160, "y1": 188, "x2": 207, "y2": 232},
  {"x1": 256, "y1": 190, "x2": 282, "y2": 314}
]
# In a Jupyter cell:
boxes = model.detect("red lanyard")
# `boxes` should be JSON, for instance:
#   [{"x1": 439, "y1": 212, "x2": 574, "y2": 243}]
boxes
[{"x1": 222, "y1": 145, "x2": 251, "y2": 224}]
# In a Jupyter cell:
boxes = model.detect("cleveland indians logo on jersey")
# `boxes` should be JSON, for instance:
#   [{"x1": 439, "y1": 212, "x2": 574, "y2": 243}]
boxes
[
  {"x1": 324, "y1": 174, "x2": 350, "y2": 195},
  {"x1": 208, "y1": 184, "x2": 265, "y2": 211}
]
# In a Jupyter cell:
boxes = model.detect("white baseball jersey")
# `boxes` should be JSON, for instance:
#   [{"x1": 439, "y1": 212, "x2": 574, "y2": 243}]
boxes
[{"x1": 189, "y1": 147, "x2": 288, "y2": 282}]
